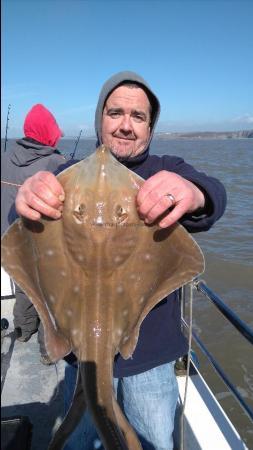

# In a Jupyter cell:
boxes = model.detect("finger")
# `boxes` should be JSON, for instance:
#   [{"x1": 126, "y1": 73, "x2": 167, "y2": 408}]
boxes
[
  {"x1": 38, "y1": 171, "x2": 64, "y2": 197},
  {"x1": 137, "y1": 188, "x2": 164, "y2": 217},
  {"x1": 143, "y1": 195, "x2": 174, "y2": 224},
  {"x1": 16, "y1": 201, "x2": 42, "y2": 221},
  {"x1": 16, "y1": 188, "x2": 62, "y2": 220},
  {"x1": 137, "y1": 176, "x2": 170, "y2": 217},
  {"x1": 28, "y1": 193, "x2": 63, "y2": 219},
  {"x1": 29, "y1": 179, "x2": 63, "y2": 210},
  {"x1": 158, "y1": 202, "x2": 188, "y2": 228},
  {"x1": 34, "y1": 172, "x2": 65, "y2": 207},
  {"x1": 136, "y1": 172, "x2": 165, "y2": 206}
]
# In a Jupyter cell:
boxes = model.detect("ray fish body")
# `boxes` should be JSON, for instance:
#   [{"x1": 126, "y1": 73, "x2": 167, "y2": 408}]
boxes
[{"x1": 1, "y1": 145, "x2": 205, "y2": 449}]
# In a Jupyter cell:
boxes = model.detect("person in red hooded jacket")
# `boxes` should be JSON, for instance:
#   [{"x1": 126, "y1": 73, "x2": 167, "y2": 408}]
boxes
[{"x1": 1, "y1": 103, "x2": 66, "y2": 364}]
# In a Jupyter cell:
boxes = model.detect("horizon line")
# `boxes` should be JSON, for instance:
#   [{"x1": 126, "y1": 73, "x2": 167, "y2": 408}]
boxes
[{"x1": 1, "y1": 128, "x2": 252, "y2": 140}]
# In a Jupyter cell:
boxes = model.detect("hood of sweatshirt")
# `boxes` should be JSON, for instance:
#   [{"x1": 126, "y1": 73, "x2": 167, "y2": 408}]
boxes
[
  {"x1": 94, "y1": 71, "x2": 160, "y2": 156},
  {"x1": 10, "y1": 138, "x2": 61, "y2": 166},
  {"x1": 24, "y1": 103, "x2": 62, "y2": 148}
]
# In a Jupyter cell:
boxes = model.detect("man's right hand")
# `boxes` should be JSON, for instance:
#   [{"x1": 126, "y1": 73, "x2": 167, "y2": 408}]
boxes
[{"x1": 15, "y1": 171, "x2": 65, "y2": 220}]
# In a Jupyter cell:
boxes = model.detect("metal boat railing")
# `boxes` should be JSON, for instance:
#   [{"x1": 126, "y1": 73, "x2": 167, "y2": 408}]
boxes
[{"x1": 180, "y1": 279, "x2": 253, "y2": 422}]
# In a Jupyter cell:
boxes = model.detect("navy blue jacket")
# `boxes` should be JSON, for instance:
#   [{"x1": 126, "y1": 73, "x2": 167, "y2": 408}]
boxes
[{"x1": 65, "y1": 148, "x2": 226, "y2": 377}]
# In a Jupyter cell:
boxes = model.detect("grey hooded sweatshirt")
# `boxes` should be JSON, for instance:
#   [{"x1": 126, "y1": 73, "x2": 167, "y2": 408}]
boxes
[
  {"x1": 95, "y1": 70, "x2": 160, "y2": 152},
  {"x1": 1, "y1": 139, "x2": 66, "y2": 235}
]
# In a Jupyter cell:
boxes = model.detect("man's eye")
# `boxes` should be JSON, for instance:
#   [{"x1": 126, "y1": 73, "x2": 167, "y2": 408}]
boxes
[
  {"x1": 108, "y1": 112, "x2": 121, "y2": 118},
  {"x1": 132, "y1": 114, "x2": 145, "y2": 123}
]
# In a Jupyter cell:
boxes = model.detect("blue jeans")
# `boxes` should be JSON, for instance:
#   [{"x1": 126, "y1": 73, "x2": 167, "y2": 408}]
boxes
[{"x1": 63, "y1": 362, "x2": 178, "y2": 450}]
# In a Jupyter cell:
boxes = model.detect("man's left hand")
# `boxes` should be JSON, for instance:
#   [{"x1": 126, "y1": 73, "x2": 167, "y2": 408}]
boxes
[{"x1": 136, "y1": 170, "x2": 205, "y2": 228}]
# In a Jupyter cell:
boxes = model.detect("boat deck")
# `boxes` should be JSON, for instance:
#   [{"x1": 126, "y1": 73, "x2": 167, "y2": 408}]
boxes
[
  {"x1": 1, "y1": 297, "x2": 65, "y2": 449},
  {"x1": 1, "y1": 295, "x2": 248, "y2": 450}
]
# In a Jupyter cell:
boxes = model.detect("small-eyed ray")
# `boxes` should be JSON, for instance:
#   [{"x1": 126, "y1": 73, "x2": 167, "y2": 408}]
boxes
[{"x1": 1, "y1": 145, "x2": 204, "y2": 450}]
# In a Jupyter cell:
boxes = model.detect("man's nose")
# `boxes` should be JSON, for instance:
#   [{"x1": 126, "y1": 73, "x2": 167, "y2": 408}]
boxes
[{"x1": 120, "y1": 114, "x2": 132, "y2": 131}]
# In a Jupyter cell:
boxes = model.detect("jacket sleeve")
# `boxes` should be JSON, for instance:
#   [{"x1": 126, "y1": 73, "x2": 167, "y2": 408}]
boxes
[{"x1": 161, "y1": 155, "x2": 227, "y2": 233}]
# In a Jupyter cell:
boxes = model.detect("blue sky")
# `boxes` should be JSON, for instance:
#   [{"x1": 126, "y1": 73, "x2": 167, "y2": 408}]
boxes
[{"x1": 2, "y1": 0, "x2": 253, "y2": 137}]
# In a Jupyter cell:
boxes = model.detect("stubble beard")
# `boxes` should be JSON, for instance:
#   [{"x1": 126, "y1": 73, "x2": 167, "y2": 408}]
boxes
[{"x1": 107, "y1": 139, "x2": 147, "y2": 161}]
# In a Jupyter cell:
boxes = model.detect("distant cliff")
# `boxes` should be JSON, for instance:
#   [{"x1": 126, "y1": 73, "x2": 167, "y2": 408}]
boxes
[{"x1": 154, "y1": 130, "x2": 253, "y2": 140}]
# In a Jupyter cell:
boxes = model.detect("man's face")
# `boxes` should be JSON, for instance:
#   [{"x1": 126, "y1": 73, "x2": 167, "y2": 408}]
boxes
[{"x1": 101, "y1": 85, "x2": 151, "y2": 159}]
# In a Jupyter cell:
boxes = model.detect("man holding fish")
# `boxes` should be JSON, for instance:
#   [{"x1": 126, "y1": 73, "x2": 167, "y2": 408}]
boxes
[{"x1": 15, "y1": 72, "x2": 226, "y2": 449}]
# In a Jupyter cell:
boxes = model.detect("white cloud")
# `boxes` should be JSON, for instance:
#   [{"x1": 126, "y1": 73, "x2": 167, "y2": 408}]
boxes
[{"x1": 232, "y1": 114, "x2": 253, "y2": 124}]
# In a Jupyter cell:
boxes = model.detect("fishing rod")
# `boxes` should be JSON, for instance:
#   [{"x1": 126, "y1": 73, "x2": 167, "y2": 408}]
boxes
[
  {"x1": 4, "y1": 104, "x2": 11, "y2": 152},
  {"x1": 70, "y1": 129, "x2": 83, "y2": 159}
]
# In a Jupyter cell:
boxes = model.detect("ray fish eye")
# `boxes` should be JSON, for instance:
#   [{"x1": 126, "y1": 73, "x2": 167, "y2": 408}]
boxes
[
  {"x1": 73, "y1": 203, "x2": 86, "y2": 222},
  {"x1": 116, "y1": 205, "x2": 124, "y2": 216},
  {"x1": 115, "y1": 205, "x2": 128, "y2": 224},
  {"x1": 77, "y1": 204, "x2": 86, "y2": 215}
]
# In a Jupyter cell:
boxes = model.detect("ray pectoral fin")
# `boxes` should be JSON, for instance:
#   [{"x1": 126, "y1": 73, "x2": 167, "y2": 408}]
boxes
[
  {"x1": 1, "y1": 220, "x2": 71, "y2": 361},
  {"x1": 118, "y1": 222, "x2": 204, "y2": 360},
  {"x1": 2, "y1": 272, "x2": 71, "y2": 362},
  {"x1": 41, "y1": 318, "x2": 71, "y2": 362},
  {"x1": 15, "y1": 285, "x2": 72, "y2": 362}
]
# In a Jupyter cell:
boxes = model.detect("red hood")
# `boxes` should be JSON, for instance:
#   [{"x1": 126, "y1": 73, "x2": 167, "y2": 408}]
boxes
[{"x1": 23, "y1": 104, "x2": 62, "y2": 147}]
